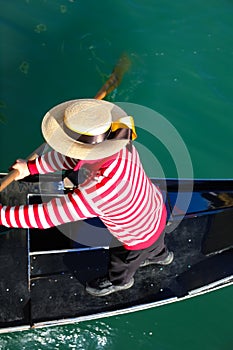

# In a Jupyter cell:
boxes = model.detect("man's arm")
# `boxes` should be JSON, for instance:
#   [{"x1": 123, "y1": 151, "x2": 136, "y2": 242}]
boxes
[
  {"x1": 11, "y1": 150, "x2": 78, "y2": 179},
  {"x1": 0, "y1": 187, "x2": 99, "y2": 229}
]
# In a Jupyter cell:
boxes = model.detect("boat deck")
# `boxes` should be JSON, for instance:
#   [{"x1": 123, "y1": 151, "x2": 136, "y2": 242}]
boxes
[{"x1": 29, "y1": 214, "x2": 233, "y2": 322}]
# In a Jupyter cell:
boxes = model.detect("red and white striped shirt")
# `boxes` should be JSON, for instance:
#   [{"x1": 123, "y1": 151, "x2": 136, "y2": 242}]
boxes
[{"x1": 0, "y1": 145, "x2": 166, "y2": 250}]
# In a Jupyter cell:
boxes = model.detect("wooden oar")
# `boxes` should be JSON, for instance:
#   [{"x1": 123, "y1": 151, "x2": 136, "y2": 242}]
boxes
[
  {"x1": 0, "y1": 53, "x2": 131, "y2": 192},
  {"x1": 0, "y1": 143, "x2": 47, "y2": 192}
]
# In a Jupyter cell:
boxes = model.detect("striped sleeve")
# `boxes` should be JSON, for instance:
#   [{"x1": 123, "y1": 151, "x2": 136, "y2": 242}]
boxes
[
  {"x1": 0, "y1": 189, "x2": 99, "y2": 229},
  {"x1": 28, "y1": 150, "x2": 78, "y2": 175}
]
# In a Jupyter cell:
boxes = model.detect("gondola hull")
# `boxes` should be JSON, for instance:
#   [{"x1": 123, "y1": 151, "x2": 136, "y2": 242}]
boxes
[{"x1": 0, "y1": 174, "x2": 233, "y2": 333}]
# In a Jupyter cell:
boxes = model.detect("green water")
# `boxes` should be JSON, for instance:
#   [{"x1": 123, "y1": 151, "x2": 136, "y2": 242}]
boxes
[{"x1": 0, "y1": 0, "x2": 233, "y2": 348}]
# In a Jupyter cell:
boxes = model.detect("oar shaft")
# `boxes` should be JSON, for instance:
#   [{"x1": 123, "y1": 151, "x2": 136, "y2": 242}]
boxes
[
  {"x1": 0, "y1": 170, "x2": 20, "y2": 192},
  {"x1": 94, "y1": 75, "x2": 119, "y2": 100},
  {"x1": 0, "y1": 143, "x2": 46, "y2": 192}
]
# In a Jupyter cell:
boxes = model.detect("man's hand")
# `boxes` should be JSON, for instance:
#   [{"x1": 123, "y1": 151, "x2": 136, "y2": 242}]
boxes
[{"x1": 10, "y1": 159, "x2": 30, "y2": 180}]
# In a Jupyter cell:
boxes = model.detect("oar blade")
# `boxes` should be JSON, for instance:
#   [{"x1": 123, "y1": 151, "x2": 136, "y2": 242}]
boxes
[{"x1": 95, "y1": 53, "x2": 131, "y2": 100}]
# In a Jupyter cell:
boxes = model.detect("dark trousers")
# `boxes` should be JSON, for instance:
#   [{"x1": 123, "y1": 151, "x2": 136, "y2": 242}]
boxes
[{"x1": 108, "y1": 230, "x2": 168, "y2": 285}]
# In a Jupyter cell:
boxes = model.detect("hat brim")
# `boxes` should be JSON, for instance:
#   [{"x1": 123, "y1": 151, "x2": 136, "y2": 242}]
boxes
[{"x1": 41, "y1": 99, "x2": 129, "y2": 160}]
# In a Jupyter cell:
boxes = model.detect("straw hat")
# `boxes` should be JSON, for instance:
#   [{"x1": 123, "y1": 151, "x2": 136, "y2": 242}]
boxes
[{"x1": 41, "y1": 99, "x2": 136, "y2": 160}]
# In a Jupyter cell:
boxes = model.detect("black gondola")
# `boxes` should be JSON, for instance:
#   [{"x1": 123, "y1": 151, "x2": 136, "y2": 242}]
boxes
[{"x1": 0, "y1": 174, "x2": 233, "y2": 333}]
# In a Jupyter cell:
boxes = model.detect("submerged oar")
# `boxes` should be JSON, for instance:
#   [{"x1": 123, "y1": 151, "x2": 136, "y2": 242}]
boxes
[
  {"x1": 95, "y1": 53, "x2": 131, "y2": 100},
  {"x1": 0, "y1": 53, "x2": 131, "y2": 192}
]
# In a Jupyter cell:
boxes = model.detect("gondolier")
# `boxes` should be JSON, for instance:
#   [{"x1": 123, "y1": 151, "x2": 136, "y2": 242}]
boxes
[{"x1": 0, "y1": 98, "x2": 173, "y2": 296}]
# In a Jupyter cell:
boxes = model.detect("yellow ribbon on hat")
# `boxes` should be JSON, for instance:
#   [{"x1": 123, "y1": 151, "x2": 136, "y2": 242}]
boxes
[{"x1": 111, "y1": 116, "x2": 137, "y2": 140}]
